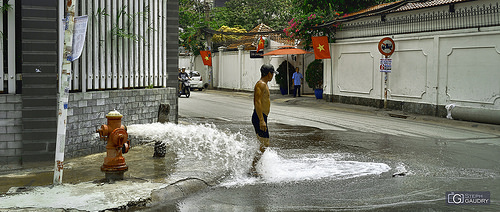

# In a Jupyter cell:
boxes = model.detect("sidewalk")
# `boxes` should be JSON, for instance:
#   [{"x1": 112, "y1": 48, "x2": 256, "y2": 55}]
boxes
[{"x1": 0, "y1": 143, "x2": 226, "y2": 211}]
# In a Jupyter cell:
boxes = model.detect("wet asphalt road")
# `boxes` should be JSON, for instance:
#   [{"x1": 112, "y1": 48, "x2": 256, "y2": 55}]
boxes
[{"x1": 160, "y1": 90, "x2": 500, "y2": 211}]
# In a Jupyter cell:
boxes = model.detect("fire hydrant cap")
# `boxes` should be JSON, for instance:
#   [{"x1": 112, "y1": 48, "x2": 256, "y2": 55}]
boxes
[{"x1": 106, "y1": 110, "x2": 123, "y2": 118}]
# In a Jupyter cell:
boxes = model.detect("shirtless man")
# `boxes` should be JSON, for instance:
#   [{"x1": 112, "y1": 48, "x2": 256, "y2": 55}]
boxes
[{"x1": 251, "y1": 64, "x2": 277, "y2": 173}]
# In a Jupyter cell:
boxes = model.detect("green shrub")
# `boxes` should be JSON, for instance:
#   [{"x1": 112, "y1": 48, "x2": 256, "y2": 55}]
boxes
[
  {"x1": 305, "y1": 59, "x2": 323, "y2": 89},
  {"x1": 276, "y1": 61, "x2": 295, "y2": 88}
]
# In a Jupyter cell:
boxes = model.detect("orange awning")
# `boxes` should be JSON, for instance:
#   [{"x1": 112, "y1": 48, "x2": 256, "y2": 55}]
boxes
[{"x1": 262, "y1": 46, "x2": 313, "y2": 56}]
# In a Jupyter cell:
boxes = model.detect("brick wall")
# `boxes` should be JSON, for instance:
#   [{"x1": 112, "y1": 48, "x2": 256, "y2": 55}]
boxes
[
  {"x1": 65, "y1": 88, "x2": 178, "y2": 159},
  {"x1": 0, "y1": 95, "x2": 23, "y2": 169},
  {"x1": 0, "y1": 88, "x2": 177, "y2": 169}
]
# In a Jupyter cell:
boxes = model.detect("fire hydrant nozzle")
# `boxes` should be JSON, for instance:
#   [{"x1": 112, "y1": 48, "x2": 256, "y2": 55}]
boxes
[
  {"x1": 97, "y1": 124, "x2": 109, "y2": 139},
  {"x1": 97, "y1": 110, "x2": 130, "y2": 181}
]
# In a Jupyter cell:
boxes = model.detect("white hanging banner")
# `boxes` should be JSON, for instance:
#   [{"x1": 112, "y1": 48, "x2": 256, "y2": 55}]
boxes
[{"x1": 71, "y1": 15, "x2": 88, "y2": 61}]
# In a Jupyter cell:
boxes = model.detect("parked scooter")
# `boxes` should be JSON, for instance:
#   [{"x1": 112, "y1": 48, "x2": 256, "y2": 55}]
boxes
[{"x1": 178, "y1": 77, "x2": 191, "y2": 98}]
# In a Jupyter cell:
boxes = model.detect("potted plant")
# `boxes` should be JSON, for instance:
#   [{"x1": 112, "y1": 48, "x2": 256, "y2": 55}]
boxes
[
  {"x1": 305, "y1": 59, "x2": 324, "y2": 99},
  {"x1": 276, "y1": 61, "x2": 295, "y2": 95}
]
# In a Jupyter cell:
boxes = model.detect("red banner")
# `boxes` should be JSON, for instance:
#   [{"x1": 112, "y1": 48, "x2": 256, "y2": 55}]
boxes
[
  {"x1": 311, "y1": 36, "x2": 331, "y2": 59},
  {"x1": 200, "y1": 50, "x2": 212, "y2": 66}
]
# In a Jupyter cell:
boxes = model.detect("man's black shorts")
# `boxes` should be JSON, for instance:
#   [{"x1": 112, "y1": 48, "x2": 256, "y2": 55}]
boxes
[{"x1": 252, "y1": 109, "x2": 269, "y2": 138}]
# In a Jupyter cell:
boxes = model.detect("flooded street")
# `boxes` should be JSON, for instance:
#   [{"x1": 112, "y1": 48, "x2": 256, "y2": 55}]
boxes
[
  {"x1": 158, "y1": 91, "x2": 500, "y2": 211},
  {"x1": 141, "y1": 117, "x2": 500, "y2": 211},
  {"x1": 1, "y1": 91, "x2": 498, "y2": 211}
]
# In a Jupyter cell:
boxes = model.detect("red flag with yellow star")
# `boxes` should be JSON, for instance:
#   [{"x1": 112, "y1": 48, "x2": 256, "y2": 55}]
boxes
[
  {"x1": 256, "y1": 36, "x2": 265, "y2": 52},
  {"x1": 311, "y1": 36, "x2": 331, "y2": 59},
  {"x1": 200, "y1": 50, "x2": 212, "y2": 66}
]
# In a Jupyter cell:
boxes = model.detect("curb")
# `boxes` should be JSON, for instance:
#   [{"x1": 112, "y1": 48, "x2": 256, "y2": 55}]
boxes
[
  {"x1": 286, "y1": 96, "x2": 500, "y2": 135},
  {"x1": 150, "y1": 178, "x2": 209, "y2": 203}
]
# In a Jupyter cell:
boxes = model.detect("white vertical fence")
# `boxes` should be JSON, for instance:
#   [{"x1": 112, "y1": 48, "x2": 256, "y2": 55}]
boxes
[
  {"x1": 0, "y1": 0, "x2": 4, "y2": 93},
  {"x1": 73, "y1": 0, "x2": 168, "y2": 91},
  {"x1": 0, "y1": 0, "x2": 16, "y2": 94}
]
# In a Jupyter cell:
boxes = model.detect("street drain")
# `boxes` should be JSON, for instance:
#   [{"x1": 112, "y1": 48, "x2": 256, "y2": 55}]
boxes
[{"x1": 388, "y1": 113, "x2": 409, "y2": 119}]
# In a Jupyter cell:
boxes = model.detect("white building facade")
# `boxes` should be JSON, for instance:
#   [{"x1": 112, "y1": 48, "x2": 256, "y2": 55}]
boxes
[{"x1": 324, "y1": 0, "x2": 500, "y2": 124}]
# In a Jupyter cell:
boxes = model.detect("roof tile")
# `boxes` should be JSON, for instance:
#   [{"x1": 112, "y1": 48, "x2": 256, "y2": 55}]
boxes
[{"x1": 344, "y1": 0, "x2": 471, "y2": 18}]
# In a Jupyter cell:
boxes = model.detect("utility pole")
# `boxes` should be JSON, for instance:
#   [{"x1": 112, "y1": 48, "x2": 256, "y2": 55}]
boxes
[
  {"x1": 204, "y1": 1, "x2": 213, "y2": 89},
  {"x1": 54, "y1": 0, "x2": 74, "y2": 185}
]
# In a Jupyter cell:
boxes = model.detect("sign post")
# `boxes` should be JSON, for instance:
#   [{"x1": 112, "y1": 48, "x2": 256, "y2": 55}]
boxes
[{"x1": 378, "y1": 37, "x2": 395, "y2": 109}]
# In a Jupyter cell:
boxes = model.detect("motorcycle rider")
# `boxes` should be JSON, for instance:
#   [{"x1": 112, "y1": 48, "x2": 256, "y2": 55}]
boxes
[{"x1": 178, "y1": 67, "x2": 191, "y2": 92}]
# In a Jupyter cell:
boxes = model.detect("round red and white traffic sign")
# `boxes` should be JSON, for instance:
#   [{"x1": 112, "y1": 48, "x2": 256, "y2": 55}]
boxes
[{"x1": 378, "y1": 37, "x2": 395, "y2": 57}]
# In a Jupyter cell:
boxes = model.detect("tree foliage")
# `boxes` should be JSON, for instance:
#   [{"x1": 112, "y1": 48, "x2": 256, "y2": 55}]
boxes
[
  {"x1": 283, "y1": 9, "x2": 341, "y2": 48},
  {"x1": 285, "y1": 0, "x2": 397, "y2": 47},
  {"x1": 292, "y1": 0, "x2": 394, "y2": 15},
  {"x1": 179, "y1": 0, "x2": 209, "y2": 55},
  {"x1": 211, "y1": 25, "x2": 247, "y2": 43},
  {"x1": 211, "y1": 0, "x2": 293, "y2": 31},
  {"x1": 180, "y1": 0, "x2": 398, "y2": 54},
  {"x1": 180, "y1": 0, "x2": 293, "y2": 55}
]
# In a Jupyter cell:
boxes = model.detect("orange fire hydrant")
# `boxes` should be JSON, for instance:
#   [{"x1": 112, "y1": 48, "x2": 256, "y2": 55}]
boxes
[{"x1": 97, "y1": 110, "x2": 130, "y2": 180}]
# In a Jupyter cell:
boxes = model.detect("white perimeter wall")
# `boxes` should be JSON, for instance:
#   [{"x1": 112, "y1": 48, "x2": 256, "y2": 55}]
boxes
[
  {"x1": 210, "y1": 48, "x2": 317, "y2": 93},
  {"x1": 325, "y1": 0, "x2": 500, "y2": 112},
  {"x1": 183, "y1": 39, "x2": 319, "y2": 93},
  {"x1": 216, "y1": 50, "x2": 279, "y2": 91},
  {"x1": 327, "y1": 27, "x2": 500, "y2": 110}
]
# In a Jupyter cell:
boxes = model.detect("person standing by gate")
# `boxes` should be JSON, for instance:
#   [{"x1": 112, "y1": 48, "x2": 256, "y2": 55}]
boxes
[{"x1": 292, "y1": 67, "x2": 303, "y2": 97}]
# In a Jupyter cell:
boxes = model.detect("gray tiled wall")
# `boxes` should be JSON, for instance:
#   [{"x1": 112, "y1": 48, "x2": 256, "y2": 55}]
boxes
[
  {"x1": 65, "y1": 88, "x2": 178, "y2": 159},
  {"x1": 0, "y1": 95, "x2": 23, "y2": 170}
]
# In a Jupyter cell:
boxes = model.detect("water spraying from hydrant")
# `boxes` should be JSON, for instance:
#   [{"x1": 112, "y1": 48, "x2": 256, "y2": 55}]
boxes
[{"x1": 96, "y1": 110, "x2": 131, "y2": 181}]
